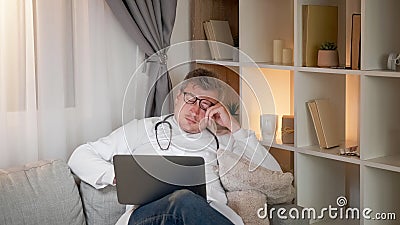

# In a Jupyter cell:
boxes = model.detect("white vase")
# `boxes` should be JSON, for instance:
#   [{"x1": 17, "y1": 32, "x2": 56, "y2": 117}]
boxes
[{"x1": 260, "y1": 114, "x2": 278, "y2": 144}]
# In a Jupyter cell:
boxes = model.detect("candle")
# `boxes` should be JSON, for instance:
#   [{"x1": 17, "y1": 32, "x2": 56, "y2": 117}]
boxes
[
  {"x1": 273, "y1": 40, "x2": 284, "y2": 64},
  {"x1": 282, "y1": 48, "x2": 293, "y2": 65}
]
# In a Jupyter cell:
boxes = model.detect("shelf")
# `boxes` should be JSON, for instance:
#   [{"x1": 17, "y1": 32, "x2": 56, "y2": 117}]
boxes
[
  {"x1": 362, "y1": 0, "x2": 400, "y2": 71},
  {"x1": 272, "y1": 139, "x2": 296, "y2": 152},
  {"x1": 364, "y1": 155, "x2": 400, "y2": 173},
  {"x1": 195, "y1": 61, "x2": 400, "y2": 79},
  {"x1": 297, "y1": 145, "x2": 360, "y2": 165},
  {"x1": 195, "y1": 60, "x2": 296, "y2": 71},
  {"x1": 360, "y1": 76, "x2": 400, "y2": 162},
  {"x1": 261, "y1": 139, "x2": 296, "y2": 152},
  {"x1": 192, "y1": 0, "x2": 400, "y2": 220},
  {"x1": 362, "y1": 70, "x2": 400, "y2": 78},
  {"x1": 254, "y1": 62, "x2": 295, "y2": 71},
  {"x1": 194, "y1": 59, "x2": 240, "y2": 67},
  {"x1": 363, "y1": 166, "x2": 400, "y2": 225},
  {"x1": 240, "y1": 0, "x2": 293, "y2": 63},
  {"x1": 297, "y1": 66, "x2": 362, "y2": 75}
]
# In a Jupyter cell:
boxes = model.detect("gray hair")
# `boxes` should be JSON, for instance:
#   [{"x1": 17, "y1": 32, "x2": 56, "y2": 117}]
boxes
[{"x1": 179, "y1": 68, "x2": 224, "y2": 100}]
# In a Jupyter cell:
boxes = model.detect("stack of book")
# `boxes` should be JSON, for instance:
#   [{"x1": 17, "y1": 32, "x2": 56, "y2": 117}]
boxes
[
  {"x1": 307, "y1": 99, "x2": 340, "y2": 148},
  {"x1": 203, "y1": 20, "x2": 234, "y2": 60}
]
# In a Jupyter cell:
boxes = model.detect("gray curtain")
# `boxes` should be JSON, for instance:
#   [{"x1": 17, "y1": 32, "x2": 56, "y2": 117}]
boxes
[{"x1": 105, "y1": 0, "x2": 177, "y2": 117}]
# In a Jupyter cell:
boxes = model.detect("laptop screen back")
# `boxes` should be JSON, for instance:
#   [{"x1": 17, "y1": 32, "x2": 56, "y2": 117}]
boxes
[{"x1": 113, "y1": 155, "x2": 206, "y2": 205}]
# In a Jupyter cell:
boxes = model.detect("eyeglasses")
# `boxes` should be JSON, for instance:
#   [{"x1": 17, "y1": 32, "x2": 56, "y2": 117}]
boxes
[{"x1": 183, "y1": 92, "x2": 216, "y2": 111}]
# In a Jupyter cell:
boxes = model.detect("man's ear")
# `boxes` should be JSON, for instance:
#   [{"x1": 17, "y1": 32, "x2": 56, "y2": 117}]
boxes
[
  {"x1": 177, "y1": 90, "x2": 183, "y2": 96},
  {"x1": 175, "y1": 90, "x2": 182, "y2": 105}
]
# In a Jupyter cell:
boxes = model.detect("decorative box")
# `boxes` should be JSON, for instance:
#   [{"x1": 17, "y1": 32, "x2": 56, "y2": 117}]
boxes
[{"x1": 281, "y1": 115, "x2": 294, "y2": 144}]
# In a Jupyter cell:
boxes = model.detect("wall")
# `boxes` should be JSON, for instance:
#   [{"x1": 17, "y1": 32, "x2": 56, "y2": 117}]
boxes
[{"x1": 168, "y1": 0, "x2": 192, "y2": 92}]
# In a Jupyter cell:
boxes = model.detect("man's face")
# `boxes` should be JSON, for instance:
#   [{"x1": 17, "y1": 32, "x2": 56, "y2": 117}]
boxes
[{"x1": 174, "y1": 83, "x2": 219, "y2": 133}]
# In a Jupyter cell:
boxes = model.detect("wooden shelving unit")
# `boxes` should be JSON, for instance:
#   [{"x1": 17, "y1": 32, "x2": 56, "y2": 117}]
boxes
[{"x1": 191, "y1": 0, "x2": 400, "y2": 224}]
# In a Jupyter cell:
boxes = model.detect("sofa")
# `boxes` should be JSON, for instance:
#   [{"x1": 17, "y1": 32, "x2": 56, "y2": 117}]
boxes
[
  {"x1": 0, "y1": 159, "x2": 308, "y2": 225},
  {"x1": 0, "y1": 160, "x2": 125, "y2": 225}
]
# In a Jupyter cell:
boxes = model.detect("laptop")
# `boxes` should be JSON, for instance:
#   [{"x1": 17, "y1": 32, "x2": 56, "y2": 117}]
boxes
[{"x1": 113, "y1": 155, "x2": 207, "y2": 205}]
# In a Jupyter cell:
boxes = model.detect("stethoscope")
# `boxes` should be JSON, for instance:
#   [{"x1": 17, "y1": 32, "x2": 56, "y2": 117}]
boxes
[{"x1": 155, "y1": 114, "x2": 219, "y2": 151}]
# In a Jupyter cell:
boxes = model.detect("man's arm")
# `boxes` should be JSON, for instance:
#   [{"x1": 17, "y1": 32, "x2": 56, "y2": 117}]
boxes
[
  {"x1": 68, "y1": 142, "x2": 116, "y2": 189},
  {"x1": 231, "y1": 128, "x2": 282, "y2": 172},
  {"x1": 68, "y1": 120, "x2": 140, "y2": 189},
  {"x1": 205, "y1": 103, "x2": 281, "y2": 172}
]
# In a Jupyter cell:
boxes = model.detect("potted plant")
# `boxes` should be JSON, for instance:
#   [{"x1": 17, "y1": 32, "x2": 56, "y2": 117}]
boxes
[{"x1": 317, "y1": 42, "x2": 339, "y2": 67}]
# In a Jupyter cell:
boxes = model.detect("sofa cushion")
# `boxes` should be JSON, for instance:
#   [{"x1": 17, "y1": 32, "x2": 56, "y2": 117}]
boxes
[
  {"x1": 0, "y1": 160, "x2": 86, "y2": 225},
  {"x1": 79, "y1": 181, "x2": 125, "y2": 225}
]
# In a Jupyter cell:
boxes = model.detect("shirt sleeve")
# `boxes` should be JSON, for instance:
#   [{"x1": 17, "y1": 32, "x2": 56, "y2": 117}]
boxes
[
  {"x1": 231, "y1": 128, "x2": 282, "y2": 172},
  {"x1": 68, "y1": 119, "x2": 141, "y2": 189}
]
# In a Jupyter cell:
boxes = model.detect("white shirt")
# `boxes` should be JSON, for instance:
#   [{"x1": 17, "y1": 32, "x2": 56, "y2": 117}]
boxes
[{"x1": 68, "y1": 115, "x2": 281, "y2": 224}]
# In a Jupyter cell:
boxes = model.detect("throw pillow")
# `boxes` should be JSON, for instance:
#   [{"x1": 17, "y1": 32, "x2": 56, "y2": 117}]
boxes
[
  {"x1": 227, "y1": 190, "x2": 270, "y2": 225},
  {"x1": 217, "y1": 149, "x2": 295, "y2": 205},
  {"x1": 80, "y1": 181, "x2": 126, "y2": 225},
  {"x1": 0, "y1": 160, "x2": 86, "y2": 225}
]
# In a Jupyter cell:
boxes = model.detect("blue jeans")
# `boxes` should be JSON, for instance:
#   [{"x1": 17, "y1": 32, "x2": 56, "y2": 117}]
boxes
[{"x1": 128, "y1": 189, "x2": 234, "y2": 225}]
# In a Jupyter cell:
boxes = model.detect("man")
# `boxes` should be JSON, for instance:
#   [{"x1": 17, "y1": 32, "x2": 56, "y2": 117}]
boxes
[{"x1": 68, "y1": 68, "x2": 281, "y2": 225}]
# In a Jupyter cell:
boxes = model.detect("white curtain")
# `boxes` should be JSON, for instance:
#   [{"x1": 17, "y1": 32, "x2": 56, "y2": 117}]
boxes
[{"x1": 0, "y1": 0, "x2": 148, "y2": 168}]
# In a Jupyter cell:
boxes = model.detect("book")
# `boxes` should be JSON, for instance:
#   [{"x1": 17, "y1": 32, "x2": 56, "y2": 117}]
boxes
[
  {"x1": 204, "y1": 20, "x2": 234, "y2": 60},
  {"x1": 302, "y1": 5, "x2": 338, "y2": 67},
  {"x1": 351, "y1": 14, "x2": 361, "y2": 70},
  {"x1": 307, "y1": 99, "x2": 340, "y2": 148},
  {"x1": 203, "y1": 21, "x2": 217, "y2": 59},
  {"x1": 307, "y1": 101, "x2": 327, "y2": 148}
]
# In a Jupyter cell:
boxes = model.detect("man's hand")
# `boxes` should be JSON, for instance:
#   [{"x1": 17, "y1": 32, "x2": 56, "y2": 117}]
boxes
[{"x1": 205, "y1": 103, "x2": 240, "y2": 133}]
